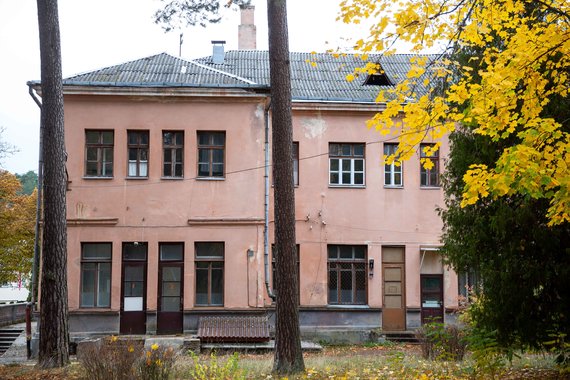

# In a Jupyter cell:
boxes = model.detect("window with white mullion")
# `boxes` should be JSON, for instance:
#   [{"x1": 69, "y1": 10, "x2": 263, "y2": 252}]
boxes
[
  {"x1": 85, "y1": 130, "x2": 114, "y2": 177},
  {"x1": 127, "y1": 131, "x2": 149, "y2": 178},
  {"x1": 329, "y1": 143, "x2": 365, "y2": 186},
  {"x1": 384, "y1": 143, "x2": 403, "y2": 187}
]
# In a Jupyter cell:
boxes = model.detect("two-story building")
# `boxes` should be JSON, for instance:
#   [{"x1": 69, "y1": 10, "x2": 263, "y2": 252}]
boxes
[{"x1": 30, "y1": 10, "x2": 458, "y2": 341}]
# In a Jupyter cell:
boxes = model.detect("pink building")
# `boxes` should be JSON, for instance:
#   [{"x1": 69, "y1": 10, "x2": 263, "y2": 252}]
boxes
[{"x1": 30, "y1": 32, "x2": 458, "y2": 342}]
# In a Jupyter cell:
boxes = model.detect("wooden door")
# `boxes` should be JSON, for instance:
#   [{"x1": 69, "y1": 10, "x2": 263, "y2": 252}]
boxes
[
  {"x1": 120, "y1": 243, "x2": 147, "y2": 334},
  {"x1": 421, "y1": 274, "x2": 444, "y2": 324},
  {"x1": 382, "y1": 247, "x2": 406, "y2": 331}
]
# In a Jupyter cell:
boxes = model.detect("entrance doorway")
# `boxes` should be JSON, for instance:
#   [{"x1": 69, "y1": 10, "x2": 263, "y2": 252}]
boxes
[
  {"x1": 420, "y1": 274, "x2": 444, "y2": 324},
  {"x1": 120, "y1": 242, "x2": 147, "y2": 334},
  {"x1": 157, "y1": 243, "x2": 184, "y2": 335},
  {"x1": 382, "y1": 247, "x2": 406, "y2": 331}
]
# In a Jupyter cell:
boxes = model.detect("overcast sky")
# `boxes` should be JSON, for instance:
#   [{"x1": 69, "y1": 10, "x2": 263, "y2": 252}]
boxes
[{"x1": 0, "y1": 0, "x2": 366, "y2": 174}]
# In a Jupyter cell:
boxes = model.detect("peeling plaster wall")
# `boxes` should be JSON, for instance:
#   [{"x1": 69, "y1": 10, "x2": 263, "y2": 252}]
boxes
[{"x1": 63, "y1": 96, "x2": 458, "y2": 334}]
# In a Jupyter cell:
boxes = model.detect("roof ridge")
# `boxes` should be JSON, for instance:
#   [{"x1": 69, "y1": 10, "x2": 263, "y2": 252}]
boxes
[
  {"x1": 221, "y1": 50, "x2": 436, "y2": 56},
  {"x1": 187, "y1": 59, "x2": 257, "y2": 85}
]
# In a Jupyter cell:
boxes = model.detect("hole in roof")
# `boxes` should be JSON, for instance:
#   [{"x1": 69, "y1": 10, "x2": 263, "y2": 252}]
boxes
[{"x1": 364, "y1": 73, "x2": 392, "y2": 86}]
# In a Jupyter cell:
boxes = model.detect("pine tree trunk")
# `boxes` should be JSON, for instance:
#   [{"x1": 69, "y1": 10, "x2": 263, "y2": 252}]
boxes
[
  {"x1": 36, "y1": 0, "x2": 70, "y2": 368},
  {"x1": 267, "y1": 0, "x2": 305, "y2": 375}
]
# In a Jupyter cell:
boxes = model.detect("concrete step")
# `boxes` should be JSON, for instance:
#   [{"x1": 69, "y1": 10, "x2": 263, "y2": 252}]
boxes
[
  {"x1": 0, "y1": 329, "x2": 23, "y2": 355},
  {"x1": 383, "y1": 331, "x2": 418, "y2": 343}
]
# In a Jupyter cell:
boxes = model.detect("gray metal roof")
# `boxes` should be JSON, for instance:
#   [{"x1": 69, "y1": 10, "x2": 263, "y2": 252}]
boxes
[
  {"x1": 195, "y1": 50, "x2": 436, "y2": 102},
  {"x1": 63, "y1": 51, "x2": 436, "y2": 101},
  {"x1": 63, "y1": 52, "x2": 262, "y2": 88}
]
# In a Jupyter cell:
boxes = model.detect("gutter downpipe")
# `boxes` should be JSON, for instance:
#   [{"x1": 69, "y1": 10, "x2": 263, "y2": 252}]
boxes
[
  {"x1": 264, "y1": 100, "x2": 276, "y2": 301},
  {"x1": 28, "y1": 83, "x2": 43, "y2": 311}
]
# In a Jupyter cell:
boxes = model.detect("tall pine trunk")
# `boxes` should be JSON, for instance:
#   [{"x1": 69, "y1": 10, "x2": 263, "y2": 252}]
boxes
[
  {"x1": 36, "y1": 0, "x2": 70, "y2": 368},
  {"x1": 267, "y1": 0, "x2": 305, "y2": 375}
]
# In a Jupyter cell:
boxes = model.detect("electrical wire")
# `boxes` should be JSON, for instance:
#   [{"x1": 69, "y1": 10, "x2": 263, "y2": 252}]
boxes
[{"x1": 68, "y1": 126, "x2": 433, "y2": 190}]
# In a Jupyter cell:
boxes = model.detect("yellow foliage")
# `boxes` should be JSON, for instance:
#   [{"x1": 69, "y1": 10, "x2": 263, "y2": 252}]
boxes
[
  {"x1": 339, "y1": 0, "x2": 570, "y2": 225},
  {"x1": 0, "y1": 170, "x2": 37, "y2": 282}
]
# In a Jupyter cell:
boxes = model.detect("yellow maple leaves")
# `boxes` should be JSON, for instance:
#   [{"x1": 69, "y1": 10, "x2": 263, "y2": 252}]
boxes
[{"x1": 340, "y1": 0, "x2": 570, "y2": 225}]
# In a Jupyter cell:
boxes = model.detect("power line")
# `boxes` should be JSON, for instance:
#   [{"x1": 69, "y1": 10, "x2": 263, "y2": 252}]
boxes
[{"x1": 69, "y1": 127, "x2": 432, "y2": 190}]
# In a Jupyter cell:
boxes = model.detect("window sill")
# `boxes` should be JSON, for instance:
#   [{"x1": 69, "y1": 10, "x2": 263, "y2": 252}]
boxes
[
  {"x1": 326, "y1": 304, "x2": 370, "y2": 309},
  {"x1": 125, "y1": 177, "x2": 148, "y2": 180},
  {"x1": 384, "y1": 185, "x2": 404, "y2": 189},
  {"x1": 194, "y1": 305, "x2": 225, "y2": 308},
  {"x1": 328, "y1": 185, "x2": 366, "y2": 189},
  {"x1": 420, "y1": 186, "x2": 441, "y2": 190},
  {"x1": 196, "y1": 177, "x2": 225, "y2": 181},
  {"x1": 161, "y1": 176, "x2": 184, "y2": 180},
  {"x1": 82, "y1": 176, "x2": 114, "y2": 180},
  {"x1": 75, "y1": 307, "x2": 114, "y2": 312}
]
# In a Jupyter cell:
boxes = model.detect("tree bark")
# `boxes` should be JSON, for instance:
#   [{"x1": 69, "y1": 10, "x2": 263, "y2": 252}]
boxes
[
  {"x1": 267, "y1": 0, "x2": 305, "y2": 375},
  {"x1": 36, "y1": 0, "x2": 70, "y2": 368}
]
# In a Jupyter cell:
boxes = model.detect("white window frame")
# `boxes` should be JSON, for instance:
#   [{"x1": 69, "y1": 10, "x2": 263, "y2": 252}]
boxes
[
  {"x1": 329, "y1": 143, "x2": 365, "y2": 187},
  {"x1": 384, "y1": 143, "x2": 403, "y2": 187}
]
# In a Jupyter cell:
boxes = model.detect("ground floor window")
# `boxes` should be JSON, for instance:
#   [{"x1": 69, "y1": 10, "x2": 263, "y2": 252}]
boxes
[
  {"x1": 80, "y1": 243, "x2": 111, "y2": 308},
  {"x1": 327, "y1": 245, "x2": 367, "y2": 305},
  {"x1": 458, "y1": 269, "x2": 480, "y2": 301},
  {"x1": 195, "y1": 242, "x2": 224, "y2": 306}
]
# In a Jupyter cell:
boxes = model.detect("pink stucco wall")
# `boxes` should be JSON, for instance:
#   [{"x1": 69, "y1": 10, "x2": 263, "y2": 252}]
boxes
[{"x1": 63, "y1": 90, "x2": 458, "y2": 327}]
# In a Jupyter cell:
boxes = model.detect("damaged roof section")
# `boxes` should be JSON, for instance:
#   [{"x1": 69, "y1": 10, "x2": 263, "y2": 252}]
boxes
[{"x1": 196, "y1": 51, "x2": 438, "y2": 103}]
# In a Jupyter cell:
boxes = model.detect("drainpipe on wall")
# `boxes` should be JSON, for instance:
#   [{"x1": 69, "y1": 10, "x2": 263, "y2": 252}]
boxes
[
  {"x1": 27, "y1": 83, "x2": 43, "y2": 310},
  {"x1": 264, "y1": 100, "x2": 276, "y2": 301}
]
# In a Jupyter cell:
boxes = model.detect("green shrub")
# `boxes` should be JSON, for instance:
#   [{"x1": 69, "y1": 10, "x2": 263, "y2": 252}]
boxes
[
  {"x1": 466, "y1": 326, "x2": 512, "y2": 377},
  {"x1": 183, "y1": 351, "x2": 244, "y2": 380},
  {"x1": 544, "y1": 331, "x2": 570, "y2": 371}
]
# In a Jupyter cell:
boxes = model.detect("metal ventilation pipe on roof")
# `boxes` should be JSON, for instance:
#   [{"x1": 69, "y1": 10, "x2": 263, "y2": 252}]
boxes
[{"x1": 211, "y1": 40, "x2": 226, "y2": 64}]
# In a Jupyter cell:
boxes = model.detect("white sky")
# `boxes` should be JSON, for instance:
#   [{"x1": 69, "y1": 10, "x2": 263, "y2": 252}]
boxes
[{"x1": 0, "y1": 0, "x2": 367, "y2": 174}]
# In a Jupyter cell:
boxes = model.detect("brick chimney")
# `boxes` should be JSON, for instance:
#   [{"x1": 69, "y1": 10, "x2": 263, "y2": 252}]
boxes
[{"x1": 238, "y1": 5, "x2": 256, "y2": 50}]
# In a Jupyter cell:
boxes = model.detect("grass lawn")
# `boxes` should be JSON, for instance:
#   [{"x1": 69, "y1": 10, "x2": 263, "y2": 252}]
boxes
[{"x1": 0, "y1": 343, "x2": 566, "y2": 379}]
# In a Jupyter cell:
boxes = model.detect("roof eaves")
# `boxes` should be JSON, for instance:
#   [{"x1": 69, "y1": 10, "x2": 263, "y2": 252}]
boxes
[
  {"x1": 292, "y1": 96, "x2": 379, "y2": 103},
  {"x1": 60, "y1": 81, "x2": 269, "y2": 89}
]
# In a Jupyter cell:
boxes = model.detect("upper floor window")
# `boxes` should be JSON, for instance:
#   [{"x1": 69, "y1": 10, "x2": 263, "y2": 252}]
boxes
[
  {"x1": 80, "y1": 243, "x2": 111, "y2": 308},
  {"x1": 328, "y1": 245, "x2": 367, "y2": 305},
  {"x1": 197, "y1": 132, "x2": 225, "y2": 178},
  {"x1": 163, "y1": 131, "x2": 184, "y2": 178},
  {"x1": 85, "y1": 130, "x2": 113, "y2": 177},
  {"x1": 195, "y1": 242, "x2": 224, "y2": 306},
  {"x1": 420, "y1": 143, "x2": 440, "y2": 187},
  {"x1": 329, "y1": 143, "x2": 365, "y2": 186},
  {"x1": 127, "y1": 131, "x2": 149, "y2": 178},
  {"x1": 384, "y1": 143, "x2": 403, "y2": 187}
]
